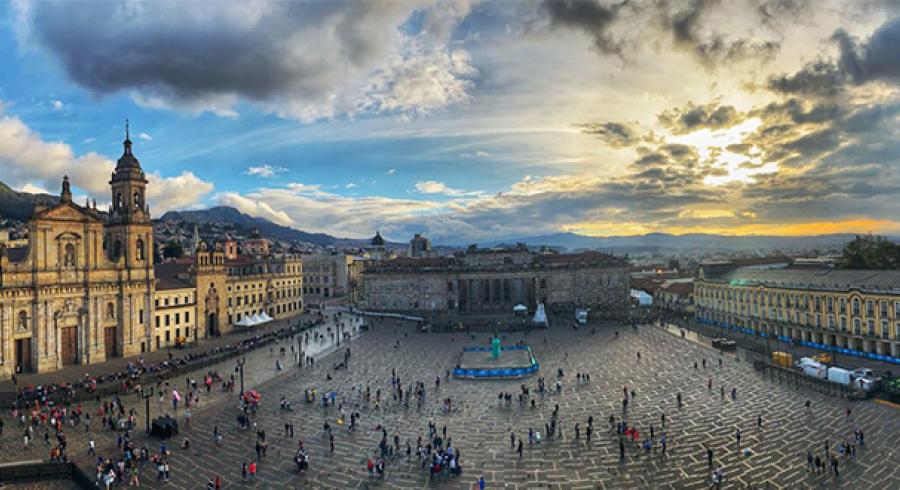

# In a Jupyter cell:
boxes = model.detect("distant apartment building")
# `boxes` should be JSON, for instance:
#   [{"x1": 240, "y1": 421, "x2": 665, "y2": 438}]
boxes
[{"x1": 408, "y1": 233, "x2": 431, "y2": 258}]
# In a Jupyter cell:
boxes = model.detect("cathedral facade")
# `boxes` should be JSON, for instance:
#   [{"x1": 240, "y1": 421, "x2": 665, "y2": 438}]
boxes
[
  {"x1": 0, "y1": 132, "x2": 304, "y2": 379},
  {"x1": 0, "y1": 135, "x2": 153, "y2": 377}
]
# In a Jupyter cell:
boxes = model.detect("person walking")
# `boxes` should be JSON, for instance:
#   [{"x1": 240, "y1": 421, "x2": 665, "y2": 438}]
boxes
[{"x1": 707, "y1": 446, "x2": 714, "y2": 466}]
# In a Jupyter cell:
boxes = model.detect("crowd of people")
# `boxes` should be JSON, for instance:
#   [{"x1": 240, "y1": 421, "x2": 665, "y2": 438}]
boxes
[{"x1": 11, "y1": 320, "x2": 325, "y2": 410}]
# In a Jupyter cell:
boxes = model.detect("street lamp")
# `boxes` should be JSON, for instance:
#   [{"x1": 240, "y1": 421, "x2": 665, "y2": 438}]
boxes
[
  {"x1": 236, "y1": 356, "x2": 246, "y2": 398},
  {"x1": 140, "y1": 386, "x2": 153, "y2": 434}
]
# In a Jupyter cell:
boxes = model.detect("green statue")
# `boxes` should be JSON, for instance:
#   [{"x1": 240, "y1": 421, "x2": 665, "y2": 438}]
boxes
[{"x1": 491, "y1": 337, "x2": 501, "y2": 359}]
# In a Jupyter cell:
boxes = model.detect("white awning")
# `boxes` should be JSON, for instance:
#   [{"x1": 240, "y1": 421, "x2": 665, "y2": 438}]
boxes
[
  {"x1": 235, "y1": 316, "x2": 255, "y2": 327},
  {"x1": 513, "y1": 304, "x2": 527, "y2": 312}
]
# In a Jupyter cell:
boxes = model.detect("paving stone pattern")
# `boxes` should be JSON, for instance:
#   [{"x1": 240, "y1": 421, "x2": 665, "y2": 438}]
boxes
[{"x1": 8, "y1": 319, "x2": 900, "y2": 489}]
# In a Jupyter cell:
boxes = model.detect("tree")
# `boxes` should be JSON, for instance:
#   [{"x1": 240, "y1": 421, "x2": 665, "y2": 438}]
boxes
[
  {"x1": 837, "y1": 234, "x2": 900, "y2": 269},
  {"x1": 162, "y1": 240, "x2": 184, "y2": 259}
]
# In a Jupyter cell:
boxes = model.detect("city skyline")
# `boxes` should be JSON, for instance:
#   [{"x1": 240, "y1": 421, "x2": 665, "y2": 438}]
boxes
[{"x1": 1, "y1": 1, "x2": 900, "y2": 242}]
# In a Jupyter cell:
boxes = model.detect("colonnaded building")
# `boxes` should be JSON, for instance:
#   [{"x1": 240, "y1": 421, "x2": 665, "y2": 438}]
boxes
[
  {"x1": 695, "y1": 260, "x2": 900, "y2": 363},
  {"x1": 0, "y1": 133, "x2": 303, "y2": 379},
  {"x1": 359, "y1": 244, "x2": 630, "y2": 315}
]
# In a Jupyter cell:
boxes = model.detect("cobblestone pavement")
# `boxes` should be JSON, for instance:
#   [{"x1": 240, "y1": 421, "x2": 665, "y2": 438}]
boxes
[
  {"x1": 0, "y1": 480, "x2": 80, "y2": 489},
  {"x1": 12, "y1": 319, "x2": 900, "y2": 489},
  {"x1": 0, "y1": 313, "x2": 360, "y2": 485},
  {"x1": 0, "y1": 311, "x2": 327, "y2": 393}
]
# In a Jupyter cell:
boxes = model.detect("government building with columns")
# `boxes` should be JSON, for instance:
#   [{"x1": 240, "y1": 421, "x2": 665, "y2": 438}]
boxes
[
  {"x1": 695, "y1": 261, "x2": 900, "y2": 364},
  {"x1": 359, "y1": 245, "x2": 630, "y2": 315},
  {"x1": 0, "y1": 132, "x2": 303, "y2": 379}
]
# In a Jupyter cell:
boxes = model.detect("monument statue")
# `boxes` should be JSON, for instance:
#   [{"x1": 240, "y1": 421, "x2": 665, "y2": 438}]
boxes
[{"x1": 491, "y1": 337, "x2": 501, "y2": 359}]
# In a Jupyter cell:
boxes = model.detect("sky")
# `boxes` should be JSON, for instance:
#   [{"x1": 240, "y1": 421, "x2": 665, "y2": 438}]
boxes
[{"x1": 1, "y1": 0, "x2": 900, "y2": 244}]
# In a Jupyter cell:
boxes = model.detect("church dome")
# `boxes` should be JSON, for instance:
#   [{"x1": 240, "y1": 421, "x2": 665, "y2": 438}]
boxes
[{"x1": 371, "y1": 231, "x2": 385, "y2": 246}]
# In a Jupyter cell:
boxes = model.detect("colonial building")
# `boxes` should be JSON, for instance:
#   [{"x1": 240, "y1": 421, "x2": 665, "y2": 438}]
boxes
[
  {"x1": 0, "y1": 133, "x2": 154, "y2": 377},
  {"x1": 695, "y1": 261, "x2": 900, "y2": 362},
  {"x1": 359, "y1": 246, "x2": 630, "y2": 315},
  {"x1": 301, "y1": 253, "x2": 354, "y2": 303},
  {"x1": 152, "y1": 269, "x2": 196, "y2": 349},
  {"x1": 0, "y1": 131, "x2": 304, "y2": 379},
  {"x1": 223, "y1": 253, "x2": 303, "y2": 327}
]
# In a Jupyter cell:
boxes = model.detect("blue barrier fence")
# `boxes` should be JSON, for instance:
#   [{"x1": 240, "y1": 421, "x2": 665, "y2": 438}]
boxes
[{"x1": 695, "y1": 317, "x2": 900, "y2": 365}]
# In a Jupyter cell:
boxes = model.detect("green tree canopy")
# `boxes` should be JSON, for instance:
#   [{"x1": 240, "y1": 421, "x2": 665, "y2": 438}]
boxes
[
  {"x1": 162, "y1": 240, "x2": 184, "y2": 259},
  {"x1": 837, "y1": 234, "x2": 900, "y2": 269}
]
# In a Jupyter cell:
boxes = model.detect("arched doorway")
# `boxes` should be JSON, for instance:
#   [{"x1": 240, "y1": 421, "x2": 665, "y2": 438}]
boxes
[
  {"x1": 205, "y1": 284, "x2": 220, "y2": 337},
  {"x1": 208, "y1": 312, "x2": 218, "y2": 337}
]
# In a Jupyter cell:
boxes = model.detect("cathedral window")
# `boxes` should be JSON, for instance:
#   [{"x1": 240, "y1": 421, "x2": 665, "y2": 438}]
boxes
[
  {"x1": 106, "y1": 303, "x2": 115, "y2": 320},
  {"x1": 136, "y1": 239, "x2": 145, "y2": 261}
]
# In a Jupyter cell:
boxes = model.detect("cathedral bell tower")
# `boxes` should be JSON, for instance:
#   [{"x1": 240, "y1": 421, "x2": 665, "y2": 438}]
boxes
[
  {"x1": 109, "y1": 121, "x2": 150, "y2": 227},
  {"x1": 104, "y1": 120, "x2": 155, "y2": 359},
  {"x1": 105, "y1": 121, "x2": 153, "y2": 270}
]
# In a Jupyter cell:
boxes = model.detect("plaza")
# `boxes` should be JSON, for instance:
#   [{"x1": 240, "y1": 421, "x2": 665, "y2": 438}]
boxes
[{"x1": 6, "y1": 313, "x2": 892, "y2": 489}]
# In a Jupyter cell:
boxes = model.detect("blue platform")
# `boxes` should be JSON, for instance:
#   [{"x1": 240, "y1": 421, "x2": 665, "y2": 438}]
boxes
[{"x1": 452, "y1": 345, "x2": 540, "y2": 379}]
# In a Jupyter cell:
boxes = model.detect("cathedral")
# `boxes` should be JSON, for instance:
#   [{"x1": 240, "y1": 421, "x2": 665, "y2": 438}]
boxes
[{"x1": 0, "y1": 130, "x2": 304, "y2": 379}]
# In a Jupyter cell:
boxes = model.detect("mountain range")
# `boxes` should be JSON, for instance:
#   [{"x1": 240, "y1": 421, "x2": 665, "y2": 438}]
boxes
[
  {"x1": 0, "y1": 180, "x2": 60, "y2": 220},
  {"x1": 483, "y1": 232, "x2": 872, "y2": 253},
  {"x1": 159, "y1": 206, "x2": 342, "y2": 246},
  {"x1": 0, "y1": 180, "x2": 874, "y2": 253}
]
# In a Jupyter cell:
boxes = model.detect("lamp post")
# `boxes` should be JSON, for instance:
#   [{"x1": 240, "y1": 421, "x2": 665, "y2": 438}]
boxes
[
  {"x1": 140, "y1": 386, "x2": 153, "y2": 435},
  {"x1": 236, "y1": 357, "x2": 246, "y2": 398}
]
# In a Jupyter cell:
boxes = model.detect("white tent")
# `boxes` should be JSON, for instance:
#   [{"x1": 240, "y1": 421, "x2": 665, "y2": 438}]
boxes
[
  {"x1": 258, "y1": 312, "x2": 273, "y2": 323},
  {"x1": 513, "y1": 304, "x2": 527, "y2": 312},
  {"x1": 235, "y1": 315, "x2": 255, "y2": 327},
  {"x1": 249, "y1": 314, "x2": 263, "y2": 325},
  {"x1": 533, "y1": 303, "x2": 548, "y2": 326}
]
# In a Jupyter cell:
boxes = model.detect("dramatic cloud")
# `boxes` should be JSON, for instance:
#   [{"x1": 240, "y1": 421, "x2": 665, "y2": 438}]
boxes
[
  {"x1": 542, "y1": 0, "x2": 626, "y2": 55},
  {"x1": 577, "y1": 121, "x2": 642, "y2": 147},
  {"x1": 244, "y1": 165, "x2": 288, "y2": 178},
  {"x1": 767, "y1": 61, "x2": 845, "y2": 96},
  {"x1": 146, "y1": 171, "x2": 213, "y2": 212},
  {"x1": 414, "y1": 180, "x2": 481, "y2": 196},
  {"x1": 218, "y1": 184, "x2": 443, "y2": 238},
  {"x1": 542, "y1": 0, "x2": 788, "y2": 67},
  {"x1": 0, "y1": 105, "x2": 212, "y2": 212},
  {"x1": 17, "y1": 0, "x2": 476, "y2": 121},
  {"x1": 767, "y1": 15, "x2": 900, "y2": 98},
  {"x1": 657, "y1": 101, "x2": 741, "y2": 134},
  {"x1": 216, "y1": 192, "x2": 296, "y2": 227}
]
